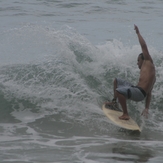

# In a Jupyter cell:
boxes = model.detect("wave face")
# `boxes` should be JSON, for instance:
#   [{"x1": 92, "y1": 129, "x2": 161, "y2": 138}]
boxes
[{"x1": 0, "y1": 25, "x2": 163, "y2": 162}]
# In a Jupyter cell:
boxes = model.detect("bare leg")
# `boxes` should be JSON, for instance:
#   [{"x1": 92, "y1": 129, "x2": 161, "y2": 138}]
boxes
[
  {"x1": 116, "y1": 91, "x2": 130, "y2": 120},
  {"x1": 105, "y1": 78, "x2": 118, "y2": 105},
  {"x1": 105, "y1": 78, "x2": 130, "y2": 120},
  {"x1": 113, "y1": 78, "x2": 117, "y2": 100}
]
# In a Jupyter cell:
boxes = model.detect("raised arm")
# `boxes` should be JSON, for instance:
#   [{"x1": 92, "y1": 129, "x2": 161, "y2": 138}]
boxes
[{"x1": 134, "y1": 25, "x2": 153, "y2": 62}]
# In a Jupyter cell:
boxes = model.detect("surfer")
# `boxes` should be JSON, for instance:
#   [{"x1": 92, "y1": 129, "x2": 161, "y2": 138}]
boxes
[{"x1": 105, "y1": 25, "x2": 156, "y2": 120}]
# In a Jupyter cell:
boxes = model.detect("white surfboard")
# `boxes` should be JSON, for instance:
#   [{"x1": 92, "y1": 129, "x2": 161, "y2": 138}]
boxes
[{"x1": 102, "y1": 104, "x2": 141, "y2": 132}]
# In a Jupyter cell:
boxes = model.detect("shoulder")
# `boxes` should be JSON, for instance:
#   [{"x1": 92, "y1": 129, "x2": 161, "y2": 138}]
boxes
[
  {"x1": 143, "y1": 52, "x2": 154, "y2": 64},
  {"x1": 143, "y1": 60, "x2": 155, "y2": 68}
]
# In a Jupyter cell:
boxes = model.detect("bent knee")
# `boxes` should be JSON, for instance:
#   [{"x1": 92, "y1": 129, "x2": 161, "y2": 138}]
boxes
[{"x1": 114, "y1": 78, "x2": 117, "y2": 85}]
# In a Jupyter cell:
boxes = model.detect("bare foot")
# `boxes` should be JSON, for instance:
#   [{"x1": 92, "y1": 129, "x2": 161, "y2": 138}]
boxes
[{"x1": 119, "y1": 114, "x2": 130, "y2": 120}]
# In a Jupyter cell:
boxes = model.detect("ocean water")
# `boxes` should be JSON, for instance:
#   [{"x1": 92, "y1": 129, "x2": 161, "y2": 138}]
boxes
[{"x1": 0, "y1": 0, "x2": 163, "y2": 162}]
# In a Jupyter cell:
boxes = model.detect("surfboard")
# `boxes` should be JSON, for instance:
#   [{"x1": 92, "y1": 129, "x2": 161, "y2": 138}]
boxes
[{"x1": 102, "y1": 103, "x2": 141, "y2": 132}]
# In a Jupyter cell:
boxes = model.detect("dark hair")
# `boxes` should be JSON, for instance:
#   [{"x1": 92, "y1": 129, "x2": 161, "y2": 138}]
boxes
[{"x1": 139, "y1": 53, "x2": 144, "y2": 60}]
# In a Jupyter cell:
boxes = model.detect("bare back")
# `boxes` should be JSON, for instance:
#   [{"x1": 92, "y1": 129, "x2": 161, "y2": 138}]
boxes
[{"x1": 137, "y1": 59, "x2": 156, "y2": 94}]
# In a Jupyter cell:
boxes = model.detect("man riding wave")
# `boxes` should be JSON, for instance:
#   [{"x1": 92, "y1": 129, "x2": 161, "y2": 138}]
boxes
[{"x1": 105, "y1": 25, "x2": 156, "y2": 120}]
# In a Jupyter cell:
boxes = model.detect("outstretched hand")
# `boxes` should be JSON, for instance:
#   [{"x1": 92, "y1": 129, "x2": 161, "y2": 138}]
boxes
[
  {"x1": 134, "y1": 24, "x2": 139, "y2": 34},
  {"x1": 141, "y1": 108, "x2": 149, "y2": 119}
]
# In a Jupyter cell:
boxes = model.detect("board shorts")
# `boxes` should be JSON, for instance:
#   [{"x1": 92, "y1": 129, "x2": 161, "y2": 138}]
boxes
[{"x1": 116, "y1": 78, "x2": 146, "y2": 102}]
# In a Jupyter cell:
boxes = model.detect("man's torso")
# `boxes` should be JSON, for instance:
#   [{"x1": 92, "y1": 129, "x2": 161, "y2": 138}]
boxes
[{"x1": 137, "y1": 60, "x2": 156, "y2": 94}]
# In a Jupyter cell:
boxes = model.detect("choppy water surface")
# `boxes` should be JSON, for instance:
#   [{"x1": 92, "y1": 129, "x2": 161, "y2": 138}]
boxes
[{"x1": 0, "y1": 0, "x2": 163, "y2": 162}]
